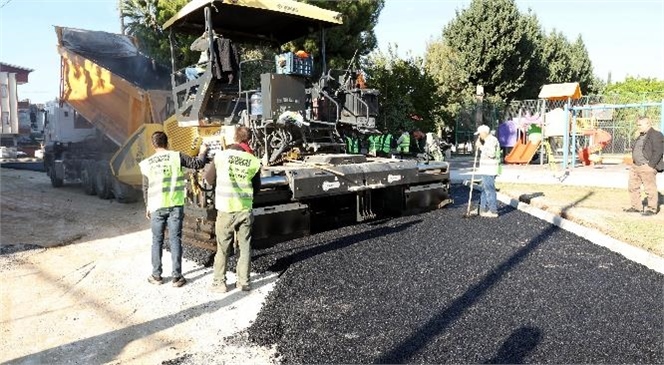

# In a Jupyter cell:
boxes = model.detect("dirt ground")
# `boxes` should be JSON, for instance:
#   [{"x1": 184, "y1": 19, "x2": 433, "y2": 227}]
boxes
[
  {"x1": 0, "y1": 168, "x2": 277, "y2": 364},
  {"x1": 497, "y1": 182, "x2": 664, "y2": 257}
]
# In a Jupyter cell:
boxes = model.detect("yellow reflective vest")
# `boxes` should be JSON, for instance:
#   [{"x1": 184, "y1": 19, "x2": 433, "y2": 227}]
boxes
[
  {"x1": 398, "y1": 133, "x2": 410, "y2": 153},
  {"x1": 139, "y1": 150, "x2": 186, "y2": 213},
  {"x1": 214, "y1": 149, "x2": 261, "y2": 213},
  {"x1": 367, "y1": 135, "x2": 379, "y2": 155}
]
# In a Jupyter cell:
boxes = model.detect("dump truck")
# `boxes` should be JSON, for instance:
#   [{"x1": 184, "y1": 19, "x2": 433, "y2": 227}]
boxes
[
  {"x1": 51, "y1": 0, "x2": 452, "y2": 266},
  {"x1": 44, "y1": 26, "x2": 174, "y2": 201}
]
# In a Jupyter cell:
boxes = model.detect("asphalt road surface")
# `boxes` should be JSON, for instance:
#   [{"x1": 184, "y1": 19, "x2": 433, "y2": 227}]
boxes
[{"x1": 244, "y1": 186, "x2": 663, "y2": 363}]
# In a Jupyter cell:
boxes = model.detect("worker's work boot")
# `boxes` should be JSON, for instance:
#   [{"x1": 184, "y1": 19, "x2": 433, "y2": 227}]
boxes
[
  {"x1": 467, "y1": 206, "x2": 481, "y2": 216},
  {"x1": 172, "y1": 276, "x2": 187, "y2": 288},
  {"x1": 148, "y1": 275, "x2": 164, "y2": 285},
  {"x1": 480, "y1": 211, "x2": 499, "y2": 218},
  {"x1": 212, "y1": 282, "x2": 228, "y2": 293},
  {"x1": 236, "y1": 282, "x2": 251, "y2": 292},
  {"x1": 642, "y1": 209, "x2": 657, "y2": 217}
]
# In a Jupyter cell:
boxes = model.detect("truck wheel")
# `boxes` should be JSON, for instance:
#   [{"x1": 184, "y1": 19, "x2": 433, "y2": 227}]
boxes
[
  {"x1": 81, "y1": 162, "x2": 97, "y2": 195},
  {"x1": 95, "y1": 162, "x2": 114, "y2": 200},
  {"x1": 112, "y1": 177, "x2": 139, "y2": 203},
  {"x1": 50, "y1": 171, "x2": 64, "y2": 188}
]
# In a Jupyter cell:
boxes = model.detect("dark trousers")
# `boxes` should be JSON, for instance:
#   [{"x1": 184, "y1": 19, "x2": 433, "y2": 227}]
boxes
[{"x1": 150, "y1": 206, "x2": 184, "y2": 278}]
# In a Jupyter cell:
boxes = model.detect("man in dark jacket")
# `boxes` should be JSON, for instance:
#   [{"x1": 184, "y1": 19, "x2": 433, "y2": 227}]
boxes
[{"x1": 624, "y1": 117, "x2": 664, "y2": 216}]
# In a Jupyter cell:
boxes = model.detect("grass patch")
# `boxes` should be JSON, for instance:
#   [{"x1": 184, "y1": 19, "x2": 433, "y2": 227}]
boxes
[{"x1": 497, "y1": 182, "x2": 664, "y2": 257}]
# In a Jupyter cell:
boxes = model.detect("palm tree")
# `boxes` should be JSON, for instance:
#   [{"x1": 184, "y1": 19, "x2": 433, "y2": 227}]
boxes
[{"x1": 120, "y1": 0, "x2": 161, "y2": 37}]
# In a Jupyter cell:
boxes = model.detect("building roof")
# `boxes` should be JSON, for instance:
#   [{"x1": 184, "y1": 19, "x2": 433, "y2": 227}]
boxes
[
  {"x1": 0, "y1": 62, "x2": 34, "y2": 84},
  {"x1": 538, "y1": 82, "x2": 582, "y2": 101},
  {"x1": 0, "y1": 62, "x2": 35, "y2": 73}
]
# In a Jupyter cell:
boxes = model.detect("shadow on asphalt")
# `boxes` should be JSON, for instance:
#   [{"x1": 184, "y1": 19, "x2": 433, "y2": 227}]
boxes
[
  {"x1": 374, "y1": 193, "x2": 590, "y2": 363},
  {"x1": 267, "y1": 219, "x2": 423, "y2": 274},
  {"x1": 484, "y1": 325, "x2": 543, "y2": 364}
]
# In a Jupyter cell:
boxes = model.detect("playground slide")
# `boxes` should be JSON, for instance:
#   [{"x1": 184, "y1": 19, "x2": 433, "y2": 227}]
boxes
[
  {"x1": 580, "y1": 129, "x2": 612, "y2": 165},
  {"x1": 504, "y1": 139, "x2": 541, "y2": 164}
]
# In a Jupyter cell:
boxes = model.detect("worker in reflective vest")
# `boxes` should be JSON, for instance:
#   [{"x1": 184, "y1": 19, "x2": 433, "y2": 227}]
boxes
[
  {"x1": 345, "y1": 131, "x2": 360, "y2": 154},
  {"x1": 378, "y1": 132, "x2": 393, "y2": 157},
  {"x1": 367, "y1": 134, "x2": 379, "y2": 157},
  {"x1": 139, "y1": 131, "x2": 207, "y2": 287},
  {"x1": 204, "y1": 126, "x2": 261, "y2": 293},
  {"x1": 474, "y1": 125, "x2": 501, "y2": 218},
  {"x1": 396, "y1": 127, "x2": 411, "y2": 157}
]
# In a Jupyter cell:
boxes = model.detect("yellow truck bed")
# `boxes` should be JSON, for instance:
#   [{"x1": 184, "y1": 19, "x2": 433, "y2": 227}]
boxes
[{"x1": 55, "y1": 26, "x2": 172, "y2": 146}]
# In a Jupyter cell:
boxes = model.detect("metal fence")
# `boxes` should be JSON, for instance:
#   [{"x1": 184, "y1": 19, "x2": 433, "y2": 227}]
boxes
[{"x1": 455, "y1": 92, "x2": 664, "y2": 157}]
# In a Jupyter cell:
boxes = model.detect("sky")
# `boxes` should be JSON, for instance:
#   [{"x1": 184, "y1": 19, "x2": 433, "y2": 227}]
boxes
[{"x1": 1, "y1": 0, "x2": 663, "y2": 104}]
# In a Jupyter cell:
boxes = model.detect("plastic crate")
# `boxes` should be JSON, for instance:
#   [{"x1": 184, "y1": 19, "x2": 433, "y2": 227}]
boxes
[{"x1": 275, "y1": 52, "x2": 313, "y2": 77}]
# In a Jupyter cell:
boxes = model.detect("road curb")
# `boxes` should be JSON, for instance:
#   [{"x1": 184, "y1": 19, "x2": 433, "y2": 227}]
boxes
[{"x1": 496, "y1": 191, "x2": 664, "y2": 275}]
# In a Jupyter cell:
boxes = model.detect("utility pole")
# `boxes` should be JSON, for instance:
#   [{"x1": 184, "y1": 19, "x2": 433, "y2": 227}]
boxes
[{"x1": 118, "y1": 0, "x2": 126, "y2": 35}]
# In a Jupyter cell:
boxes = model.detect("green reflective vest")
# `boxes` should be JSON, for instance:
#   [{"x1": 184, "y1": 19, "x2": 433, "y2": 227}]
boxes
[
  {"x1": 380, "y1": 134, "x2": 393, "y2": 154},
  {"x1": 398, "y1": 133, "x2": 410, "y2": 153},
  {"x1": 345, "y1": 136, "x2": 359, "y2": 154},
  {"x1": 478, "y1": 135, "x2": 502, "y2": 176},
  {"x1": 139, "y1": 150, "x2": 186, "y2": 213},
  {"x1": 367, "y1": 135, "x2": 379, "y2": 155},
  {"x1": 214, "y1": 149, "x2": 261, "y2": 213}
]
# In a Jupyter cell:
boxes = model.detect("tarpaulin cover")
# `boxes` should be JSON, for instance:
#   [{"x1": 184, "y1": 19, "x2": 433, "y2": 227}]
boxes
[{"x1": 58, "y1": 27, "x2": 171, "y2": 91}]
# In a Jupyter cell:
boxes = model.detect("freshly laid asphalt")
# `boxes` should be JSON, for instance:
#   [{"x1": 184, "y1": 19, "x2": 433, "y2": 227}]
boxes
[{"x1": 244, "y1": 186, "x2": 663, "y2": 364}]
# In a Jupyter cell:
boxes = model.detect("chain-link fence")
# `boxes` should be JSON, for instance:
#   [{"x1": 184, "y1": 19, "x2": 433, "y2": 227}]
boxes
[
  {"x1": 455, "y1": 92, "x2": 664, "y2": 158},
  {"x1": 453, "y1": 99, "x2": 505, "y2": 153}
]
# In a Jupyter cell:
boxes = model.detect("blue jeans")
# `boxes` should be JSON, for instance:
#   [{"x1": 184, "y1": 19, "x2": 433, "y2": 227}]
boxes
[
  {"x1": 480, "y1": 175, "x2": 498, "y2": 214},
  {"x1": 150, "y1": 206, "x2": 184, "y2": 278}
]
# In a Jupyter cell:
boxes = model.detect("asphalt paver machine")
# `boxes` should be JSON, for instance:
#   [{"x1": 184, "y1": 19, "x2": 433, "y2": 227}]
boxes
[{"x1": 160, "y1": 0, "x2": 452, "y2": 264}]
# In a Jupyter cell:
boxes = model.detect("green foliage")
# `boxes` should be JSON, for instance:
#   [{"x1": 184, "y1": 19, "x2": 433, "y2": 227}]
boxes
[
  {"x1": 424, "y1": 41, "x2": 473, "y2": 127},
  {"x1": 439, "y1": 0, "x2": 538, "y2": 101},
  {"x1": 541, "y1": 31, "x2": 597, "y2": 94},
  {"x1": 605, "y1": 76, "x2": 664, "y2": 95},
  {"x1": 364, "y1": 46, "x2": 438, "y2": 134},
  {"x1": 425, "y1": 0, "x2": 601, "y2": 131},
  {"x1": 121, "y1": 0, "x2": 384, "y2": 77},
  {"x1": 519, "y1": 11, "x2": 548, "y2": 99},
  {"x1": 603, "y1": 77, "x2": 664, "y2": 141},
  {"x1": 121, "y1": 0, "x2": 198, "y2": 68},
  {"x1": 288, "y1": 0, "x2": 385, "y2": 70}
]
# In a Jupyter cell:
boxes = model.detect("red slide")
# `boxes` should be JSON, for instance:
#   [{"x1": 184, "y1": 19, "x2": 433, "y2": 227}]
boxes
[
  {"x1": 505, "y1": 138, "x2": 541, "y2": 164},
  {"x1": 580, "y1": 129, "x2": 612, "y2": 165}
]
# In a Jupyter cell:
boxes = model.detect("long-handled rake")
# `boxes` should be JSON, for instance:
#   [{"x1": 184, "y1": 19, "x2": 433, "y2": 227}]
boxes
[{"x1": 463, "y1": 143, "x2": 480, "y2": 218}]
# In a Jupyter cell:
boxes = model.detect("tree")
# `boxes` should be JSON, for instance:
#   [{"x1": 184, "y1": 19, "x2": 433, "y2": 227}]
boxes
[
  {"x1": 605, "y1": 76, "x2": 664, "y2": 95},
  {"x1": 424, "y1": 40, "x2": 472, "y2": 127},
  {"x1": 287, "y1": 0, "x2": 385, "y2": 70},
  {"x1": 520, "y1": 11, "x2": 547, "y2": 98},
  {"x1": 541, "y1": 31, "x2": 597, "y2": 94},
  {"x1": 121, "y1": 0, "x2": 198, "y2": 67},
  {"x1": 438, "y1": 0, "x2": 539, "y2": 101},
  {"x1": 364, "y1": 46, "x2": 438, "y2": 133},
  {"x1": 569, "y1": 35, "x2": 595, "y2": 92}
]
